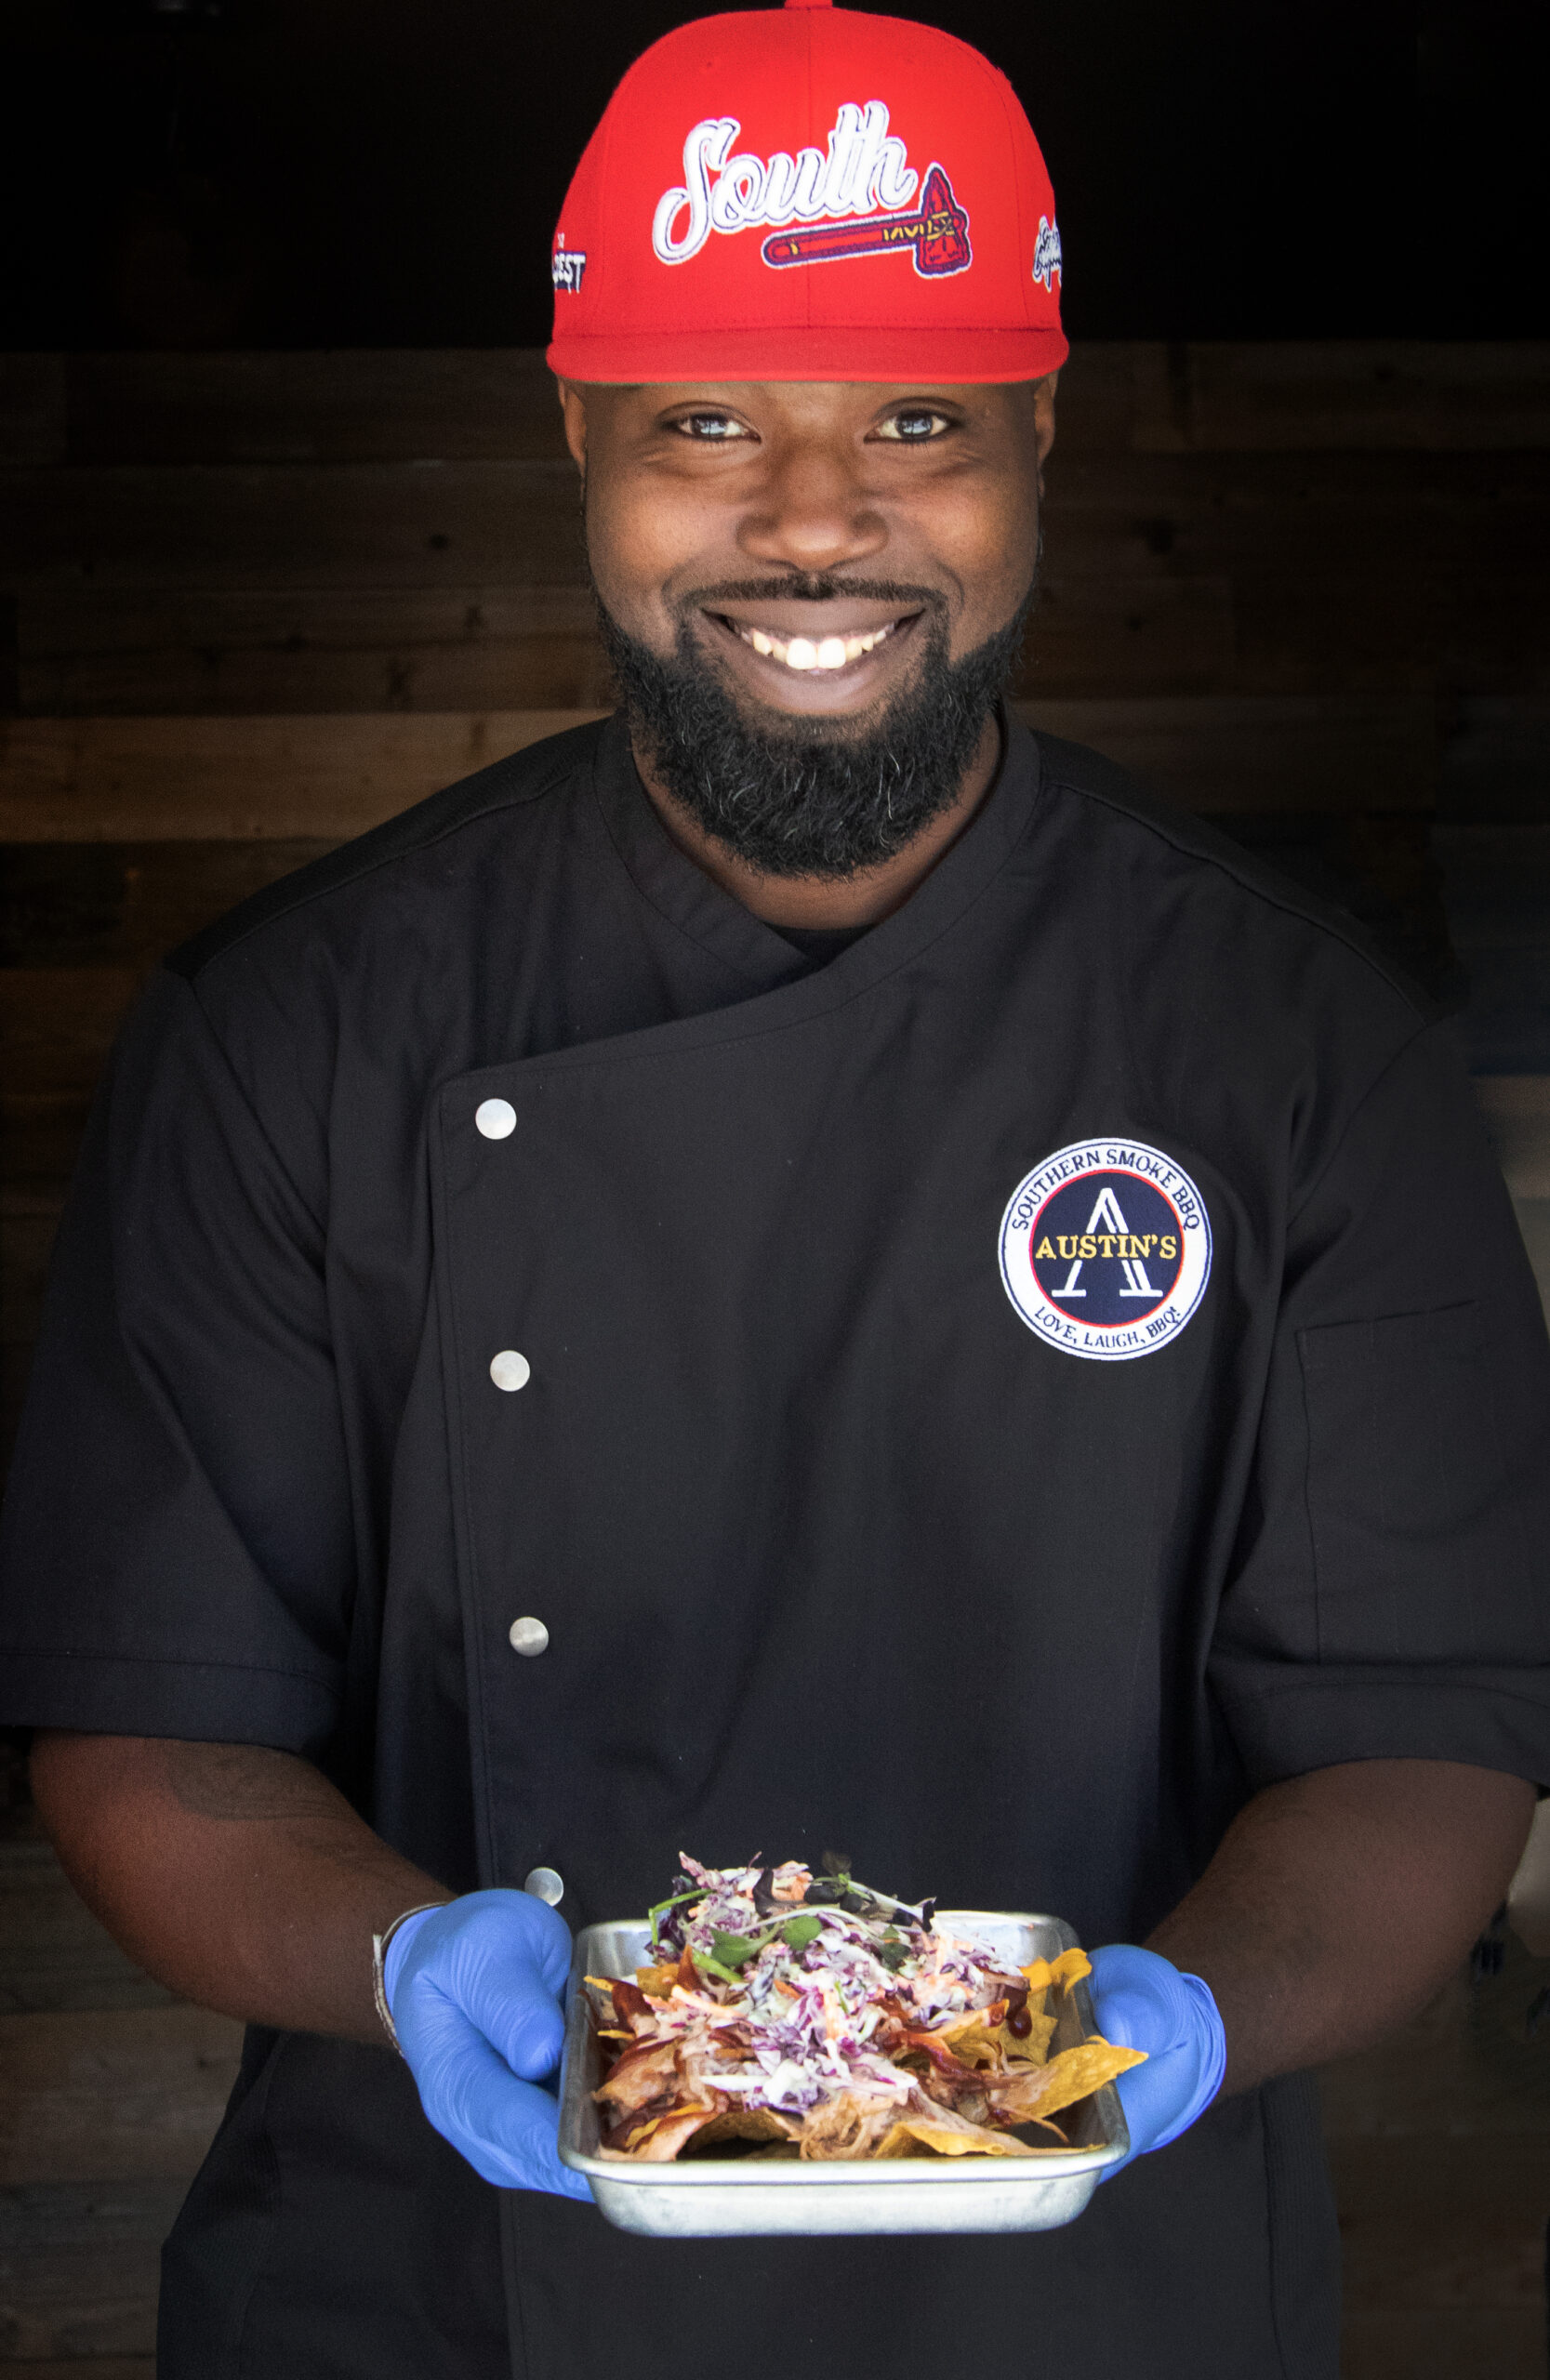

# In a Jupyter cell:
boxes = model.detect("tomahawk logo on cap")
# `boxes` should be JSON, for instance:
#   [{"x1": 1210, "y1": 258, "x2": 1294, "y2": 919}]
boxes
[{"x1": 548, "y1": 0, "x2": 1066, "y2": 385}]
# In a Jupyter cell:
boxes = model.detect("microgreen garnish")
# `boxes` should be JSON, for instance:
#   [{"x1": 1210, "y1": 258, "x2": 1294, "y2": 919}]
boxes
[{"x1": 647, "y1": 1884, "x2": 705, "y2": 1950}]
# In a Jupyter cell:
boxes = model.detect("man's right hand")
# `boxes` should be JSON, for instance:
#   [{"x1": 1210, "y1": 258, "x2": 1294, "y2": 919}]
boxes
[
  {"x1": 29, "y1": 1732, "x2": 596, "y2": 2200},
  {"x1": 385, "y1": 1890, "x2": 593, "y2": 2201}
]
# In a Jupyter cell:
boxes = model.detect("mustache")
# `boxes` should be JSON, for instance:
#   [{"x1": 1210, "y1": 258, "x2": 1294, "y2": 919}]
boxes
[{"x1": 681, "y1": 575, "x2": 947, "y2": 616}]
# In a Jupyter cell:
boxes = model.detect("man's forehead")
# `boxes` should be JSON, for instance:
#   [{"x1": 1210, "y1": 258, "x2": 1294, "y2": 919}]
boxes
[{"x1": 560, "y1": 377, "x2": 1049, "y2": 406}]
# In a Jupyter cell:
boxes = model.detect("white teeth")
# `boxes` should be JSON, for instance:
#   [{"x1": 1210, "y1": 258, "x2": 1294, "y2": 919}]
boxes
[{"x1": 733, "y1": 619, "x2": 898, "y2": 671}]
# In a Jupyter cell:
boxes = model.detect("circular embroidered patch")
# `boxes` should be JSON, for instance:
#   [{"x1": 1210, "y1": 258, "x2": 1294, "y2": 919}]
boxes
[{"x1": 998, "y1": 1138, "x2": 1212, "y2": 1361}]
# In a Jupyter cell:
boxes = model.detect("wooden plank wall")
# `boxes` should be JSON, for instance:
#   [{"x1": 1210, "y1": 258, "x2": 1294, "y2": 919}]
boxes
[{"x1": 2, "y1": 343, "x2": 1549, "y2": 2379}]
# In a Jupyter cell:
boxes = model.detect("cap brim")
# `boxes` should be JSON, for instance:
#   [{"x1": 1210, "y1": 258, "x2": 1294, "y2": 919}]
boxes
[{"x1": 546, "y1": 325, "x2": 1068, "y2": 385}]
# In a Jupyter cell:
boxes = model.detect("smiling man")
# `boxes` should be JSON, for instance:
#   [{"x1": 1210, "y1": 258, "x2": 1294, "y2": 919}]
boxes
[
  {"x1": 4, "y1": 5, "x2": 1550, "y2": 2379},
  {"x1": 569, "y1": 372, "x2": 1046, "y2": 904}
]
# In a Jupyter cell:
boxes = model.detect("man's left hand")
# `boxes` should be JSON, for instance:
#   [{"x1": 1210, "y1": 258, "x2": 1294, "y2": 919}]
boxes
[{"x1": 1089, "y1": 1942, "x2": 1225, "y2": 2169}]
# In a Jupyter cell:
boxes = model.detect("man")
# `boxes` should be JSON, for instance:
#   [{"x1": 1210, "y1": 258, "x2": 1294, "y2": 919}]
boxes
[{"x1": 2, "y1": 3, "x2": 1547, "y2": 2374}]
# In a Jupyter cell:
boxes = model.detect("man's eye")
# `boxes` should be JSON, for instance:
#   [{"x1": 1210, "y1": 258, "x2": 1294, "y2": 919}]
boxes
[
  {"x1": 672, "y1": 413, "x2": 751, "y2": 441},
  {"x1": 875, "y1": 410, "x2": 952, "y2": 443}
]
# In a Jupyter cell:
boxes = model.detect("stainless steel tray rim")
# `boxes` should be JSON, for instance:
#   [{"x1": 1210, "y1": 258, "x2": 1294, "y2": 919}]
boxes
[{"x1": 563, "y1": 2149, "x2": 1122, "y2": 2186}]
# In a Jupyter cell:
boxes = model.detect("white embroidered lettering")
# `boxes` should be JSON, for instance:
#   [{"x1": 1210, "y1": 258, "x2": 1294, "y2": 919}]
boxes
[
  {"x1": 653, "y1": 102, "x2": 924, "y2": 265},
  {"x1": 652, "y1": 117, "x2": 739, "y2": 264},
  {"x1": 709, "y1": 153, "x2": 768, "y2": 231},
  {"x1": 761, "y1": 152, "x2": 801, "y2": 219},
  {"x1": 875, "y1": 138, "x2": 916, "y2": 207}
]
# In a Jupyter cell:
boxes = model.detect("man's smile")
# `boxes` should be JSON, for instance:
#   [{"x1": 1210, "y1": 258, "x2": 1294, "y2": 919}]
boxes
[
  {"x1": 732, "y1": 617, "x2": 901, "y2": 671},
  {"x1": 698, "y1": 602, "x2": 925, "y2": 700}
]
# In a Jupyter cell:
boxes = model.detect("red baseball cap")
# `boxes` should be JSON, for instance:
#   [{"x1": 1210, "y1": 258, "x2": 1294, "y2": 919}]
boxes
[{"x1": 547, "y1": 0, "x2": 1066, "y2": 385}]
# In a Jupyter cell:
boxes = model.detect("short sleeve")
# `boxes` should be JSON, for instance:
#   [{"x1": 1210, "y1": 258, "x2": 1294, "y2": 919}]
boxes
[
  {"x1": 0, "y1": 970, "x2": 351, "y2": 1752},
  {"x1": 1210, "y1": 1019, "x2": 1550, "y2": 1788}
]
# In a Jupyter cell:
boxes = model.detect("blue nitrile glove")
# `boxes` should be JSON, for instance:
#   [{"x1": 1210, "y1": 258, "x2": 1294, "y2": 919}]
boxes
[
  {"x1": 385, "y1": 1889, "x2": 592, "y2": 2201},
  {"x1": 1089, "y1": 1942, "x2": 1226, "y2": 2173}
]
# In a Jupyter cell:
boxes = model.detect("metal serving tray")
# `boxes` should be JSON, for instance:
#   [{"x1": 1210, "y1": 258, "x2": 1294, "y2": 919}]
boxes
[{"x1": 558, "y1": 1911, "x2": 1128, "y2": 2237}]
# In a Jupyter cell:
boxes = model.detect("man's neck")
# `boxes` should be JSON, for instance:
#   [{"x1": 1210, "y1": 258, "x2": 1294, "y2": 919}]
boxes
[{"x1": 629, "y1": 710, "x2": 1004, "y2": 932}]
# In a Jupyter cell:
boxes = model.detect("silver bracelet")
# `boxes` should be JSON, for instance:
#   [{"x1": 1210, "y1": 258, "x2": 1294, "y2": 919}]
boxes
[{"x1": 371, "y1": 1901, "x2": 450, "y2": 2055}]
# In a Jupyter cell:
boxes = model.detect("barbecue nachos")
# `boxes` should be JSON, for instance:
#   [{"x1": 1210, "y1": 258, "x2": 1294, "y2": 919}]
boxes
[{"x1": 586, "y1": 1857, "x2": 1146, "y2": 2162}]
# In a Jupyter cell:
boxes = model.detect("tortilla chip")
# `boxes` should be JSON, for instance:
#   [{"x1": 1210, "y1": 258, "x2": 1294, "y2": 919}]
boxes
[
  {"x1": 1021, "y1": 1948, "x2": 1091, "y2": 1999},
  {"x1": 979, "y1": 2010, "x2": 1056, "y2": 2067},
  {"x1": 937, "y1": 2018, "x2": 1001, "y2": 2067},
  {"x1": 1013, "y1": 2011, "x2": 1058, "y2": 2063},
  {"x1": 936, "y1": 2006, "x2": 986, "y2": 2040},
  {"x1": 683, "y1": 2107, "x2": 800, "y2": 2150},
  {"x1": 621, "y1": 2106, "x2": 718, "y2": 2161},
  {"x1": 872, "y1": 2111, "x2": 1027, "y2": 2160},
  {"x1": 925, "y1": 2001, "x2": 1057, "y2": 2070},
  {"x1": 635, "y1": 1962, "x2": 681, "y2": 1998},
  {"x1": 681, "y1": 2104, "x2": 800, "y2": 2161},
  {"x1": 996, "y1": 2037, "x2": 1146, "y2": 2124},
  {"x1": 676, "y1": 2137, "x2": 801, "y2": 2162}
]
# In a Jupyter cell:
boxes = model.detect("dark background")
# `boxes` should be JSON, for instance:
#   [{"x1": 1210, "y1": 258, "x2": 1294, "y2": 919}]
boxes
[{"x1": 2, "y1": 0, "x2": 1543, "y2": 350}]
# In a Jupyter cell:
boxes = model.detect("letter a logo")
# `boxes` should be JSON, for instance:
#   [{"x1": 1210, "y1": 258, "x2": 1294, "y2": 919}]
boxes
[{"x1": 998, "y1": 1138, "x2": 1213, "y2": 1362}]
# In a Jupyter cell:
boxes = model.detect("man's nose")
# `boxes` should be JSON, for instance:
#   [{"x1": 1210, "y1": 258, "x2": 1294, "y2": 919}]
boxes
[{"x1": 735, "y1": 443, "x2": 888, "y2": 575}]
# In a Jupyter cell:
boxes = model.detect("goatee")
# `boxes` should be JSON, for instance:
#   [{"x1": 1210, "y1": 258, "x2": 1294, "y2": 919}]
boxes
[{"x1": 594, "y1": 575, "x2": 1033, "y2": 880}]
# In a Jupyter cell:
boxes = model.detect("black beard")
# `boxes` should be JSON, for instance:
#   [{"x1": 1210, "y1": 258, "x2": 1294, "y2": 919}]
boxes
[{"x1": 593, "y1": 575, "x2": 1032, "y2": 880}]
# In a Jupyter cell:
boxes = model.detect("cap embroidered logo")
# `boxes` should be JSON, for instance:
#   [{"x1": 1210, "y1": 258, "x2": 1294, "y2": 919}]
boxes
[
  {"x1": 551, "y1": 236, "x2": 587, "y2": 294},
  {"x1": 648, "y1": 100, "x2": 970, "y2": 281},
  {"x1": 652, "y1": 100, "x2": 921, "y2": 263},
  {"x1": 762, "y1": 163, "x2": 971, "y2": 280}
]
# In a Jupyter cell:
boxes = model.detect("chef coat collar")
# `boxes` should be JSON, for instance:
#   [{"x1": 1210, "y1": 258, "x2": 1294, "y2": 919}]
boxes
[{"x1": 589, "y1": 705, "x2": 1043, "y2": 1005}]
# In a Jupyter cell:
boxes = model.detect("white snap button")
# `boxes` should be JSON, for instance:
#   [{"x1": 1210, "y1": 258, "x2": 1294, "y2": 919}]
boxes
[
  {"x1": 489, "y1": 1350, "x2": 531, "y2": 1393},
  {"x1": 508, "y1": 1616, "x2": 550, "y2": 1657},
  {"x1": 523, "y1": 1866, "x2": 563, "y2": 1905},
  {"x1": 475, "y1": 1098, "x2": 517, "y2": 1140}
]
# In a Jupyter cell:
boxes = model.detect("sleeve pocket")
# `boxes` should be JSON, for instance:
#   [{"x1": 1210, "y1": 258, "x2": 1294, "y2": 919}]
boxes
[{"x1": 1298, "y1": 1302, "x2": 1527, "y2": 1663}]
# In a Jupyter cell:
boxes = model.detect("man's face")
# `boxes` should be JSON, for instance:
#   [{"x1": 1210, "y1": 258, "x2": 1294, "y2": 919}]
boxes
[{"x1": 560, "y1": 377, "x2": 1055, "y2": 879}]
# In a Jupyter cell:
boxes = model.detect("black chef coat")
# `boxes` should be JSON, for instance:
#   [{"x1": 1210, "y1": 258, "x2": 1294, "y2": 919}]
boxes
[{"x1": 4, "y1": 712, "x2": 1549, "y2": 2380}]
